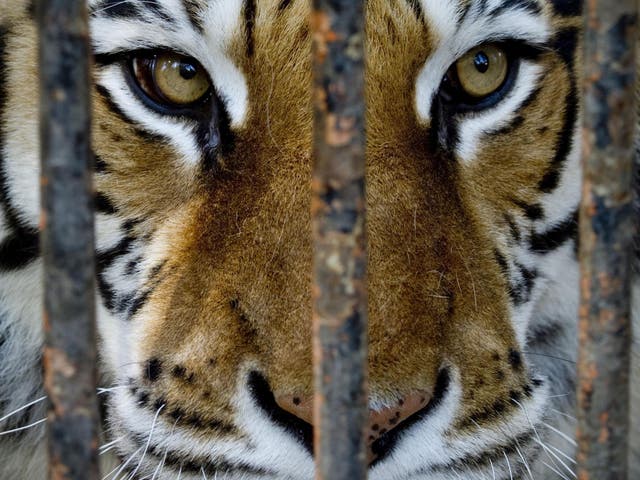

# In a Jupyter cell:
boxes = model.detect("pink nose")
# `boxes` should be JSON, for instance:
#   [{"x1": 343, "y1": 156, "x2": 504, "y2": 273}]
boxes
[{"x1": 275, "y1": 392, "x2": 431, "y2": 463}]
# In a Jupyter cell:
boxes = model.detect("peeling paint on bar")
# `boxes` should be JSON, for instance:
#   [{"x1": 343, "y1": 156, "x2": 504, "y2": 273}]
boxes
[
  {"x1": 310, "y1": 0, "x2": 368, "y2": 478},
  {"x1": 37, "y1": 1, "x2": 100, "y2": 479},
  {"x1": 577, "y1": 1, "x2": 638, "y2": 479}
]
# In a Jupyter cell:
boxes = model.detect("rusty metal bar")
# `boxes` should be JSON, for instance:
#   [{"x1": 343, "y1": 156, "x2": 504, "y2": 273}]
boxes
[
  {"x1": 577, "y1": 1, "x2": 638, "y2": 478},
  {"x1": 37, "y1": 1, "x2": 100, "y2": 479},
  {"x1": 310, "y1": 0, "x2": 368, "y2": 478}
]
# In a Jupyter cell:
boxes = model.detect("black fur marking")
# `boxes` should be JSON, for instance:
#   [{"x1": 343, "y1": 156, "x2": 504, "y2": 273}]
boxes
[
  {"x1": 91, "y1": 0, "x2": 141, "y2": 19},
  {"x1": 0, "y1": 231, "x2": 39, "y2": 271},
  {"x1": 510, "y1": 262, "x2": 537, "y2": 305},
  {"x1": 182, "y1": 0, "x2": 205, "y2": 32},
  {"x1": 244, "y1": 0, "x2": 257, "y2": 58},
  {"x1": 488, "y1": 0, "x2": 541, "y2": 18},
  {"x1": 0, "y1": 26, "x2": 40, "y2": 271},
  {"x1": 95, "y1": 192, "x2": 117, "y2": 215},
  {"x1": 371, "y1": 369, "x2": 450, "y2": 466},
  {"x1": 278, "y1": 0, "x2": 293, "y2": 12},
  {"x1": 145, "y1": 358, "x2": 163, "y2": 382},
  {"x1": 529, "y1": 210, "x2": 578, "y2": 254},
  {"x1": 138, "y1": 0, "x2": 175, "y2": 24},
  {"x1": 145, "y1": 448, "x2": 269, "y2": 478},
  {"x1": 505, "y1": 214, "x2": 522, "y2": 242},
  {"x1": 125, "y1": 256, "x2": 142, "y2": 276},
  {"x1": 96, "y1": 233, "x2": 136, "y2": 311},
  {"x1": 508, "y1": 349, "x2": 523, "y2": 370},
  {"x1": 248, "y1": 371, "x2": 314, "y2": 455},
  {"x1": 514, "y1": 200, "x2": 544, "y2": 221},
  {"x1": 426, "y1": 431, "x2": 537, "y2": 475},
  {"x1": 406, "y1": 0, "x2": 425, "y2": 21},
  {"x1": 94, "y1": 154, "x2": 109, "y2": 173},
  {"x1": 526, "y1": 320, "x2": 563, "y2": 347},
  {"x1": 127, "y1": 289, "x2": 152, "y2": 319},
  {"x1": 494, "y1": 249, "x2": 510, "y2": 277},
  {"x1": 538, "y1": 28, "x2": 579, "y2": 193},
  {"x1": 549, "y1": 0, "x2": 583, "y2": 17}
]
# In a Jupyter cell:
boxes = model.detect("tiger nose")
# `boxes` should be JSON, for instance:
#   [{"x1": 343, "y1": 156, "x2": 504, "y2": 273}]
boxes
[{"x1": 275, "y1": 392, "x2": 431, "y2": 463}]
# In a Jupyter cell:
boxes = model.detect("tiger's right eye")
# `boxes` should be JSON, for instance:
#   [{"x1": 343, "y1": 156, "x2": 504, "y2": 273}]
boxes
[{"x1": 132, "y1": 53, "x2": 211, "y2": 108}]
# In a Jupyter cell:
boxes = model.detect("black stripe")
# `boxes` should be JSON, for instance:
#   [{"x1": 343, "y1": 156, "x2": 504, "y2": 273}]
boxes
[
  {"x1": 406, "y1": 0, "x2": 424, "y2": 21},
  {"x1": 95, "y1": 192, "x2": 117, "y2": 215},
  {"x1": 91, "y1": 0, "x2": 141, "y2": 19},
  {"x1": 0, "y1": 26, "x2": 40, "y2": 271},
  {"x1": 510, "y1": 262, "x2": 537, "y2": 305},
  {"x1": 504, "y1": 214, "x2": 522, "y2": 242},
  {"x1": 549, "y1": 0, "x2": 583, "y2": 17},
  {"x1": 277, "y1": 0, "x2": 293, "y2": 12},
  {"x1": 94, "y1": 154, "x2": 109, "y2": 173},
  {"x1": 94, "y1": 84, "x2": 169, "y2": 144},
  {"x1": 96, "y1": 233, "x2": 137, "y2": 311},
  {"x1": 489, "y1": 0, "x2": 542, "y2": 18},
  {"x1": 538, "y1": 28, "x2": 579, "y2": 193},
  {"x1": 182, "y1": 0, "x2": 204, "y2": 32},
  {"x1": 0, "y1": 231, "x2": 40, "y2": 271},
  {"x1": 244, "y1": 0, "x2": 257, "y2": 58},
  {"x1": 529, "y1": 210, "x2": 578, "y2": 254},
  {"x1": 139, "y1": 0, "x2": 175, "y2": 24},
  {"x1": 513, "y1": 200, "x2": 544, "y2": 221}
]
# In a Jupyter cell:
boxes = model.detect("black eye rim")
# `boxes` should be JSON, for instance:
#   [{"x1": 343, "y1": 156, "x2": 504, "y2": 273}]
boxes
[
  {"x1": 125, "y1": 49, "x2": 214, "y2": 117},
  {"x1": 438, "y1": 40, "x2": 546, "y2": 114}
]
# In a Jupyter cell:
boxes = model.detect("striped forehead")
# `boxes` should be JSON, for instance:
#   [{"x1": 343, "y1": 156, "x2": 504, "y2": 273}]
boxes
[{"x1": 418, "y1": 0, "x2": 547, "y2": 44}]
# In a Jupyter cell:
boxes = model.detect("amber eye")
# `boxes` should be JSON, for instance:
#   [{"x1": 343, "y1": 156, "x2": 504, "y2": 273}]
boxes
[
  {"x1": 132, "y1": 53, "x2": 211, "y2": 107},
  {"x1": 452, "y1": 45, "x2": 508, "y2": 98}
]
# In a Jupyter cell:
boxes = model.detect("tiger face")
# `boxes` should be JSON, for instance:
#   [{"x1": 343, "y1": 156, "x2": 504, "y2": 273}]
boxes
[{"x1": 0, "y1": 0, "x2": 587, "y2": 478}]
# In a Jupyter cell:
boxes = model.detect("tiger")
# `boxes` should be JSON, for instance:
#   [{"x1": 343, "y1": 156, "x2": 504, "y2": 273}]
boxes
[{"x1": 0, "y1": 0, "x2": 638, "y2": 478}]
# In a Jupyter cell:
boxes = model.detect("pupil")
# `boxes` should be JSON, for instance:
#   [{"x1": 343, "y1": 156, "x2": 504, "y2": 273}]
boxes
[
  {"x1": 179, "y1": 62, "x2": 198, "y2": 80},
  {"x1": 474, "y1": 52, "x2": 490, "y2": 74}
]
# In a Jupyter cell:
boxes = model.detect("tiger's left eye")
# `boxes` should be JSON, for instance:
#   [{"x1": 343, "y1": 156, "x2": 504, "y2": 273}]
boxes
[
  {"x1": 444, "y1": 44, "x2": 510, "y2": 101},
  {"x1": 132, "y1": 53, "x2": 211, "y2": 107}
]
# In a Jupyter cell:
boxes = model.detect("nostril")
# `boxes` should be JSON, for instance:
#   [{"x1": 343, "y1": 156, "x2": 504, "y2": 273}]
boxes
[
  {"x1": 275, "y1": 395, "x2": 314, "y2": 425},
  {"x1": 371, "y1": 369, "x2": 451, "y2": 465},
  {"x1": 247, "y1": 372, "x2": 314, "y2": 455}
]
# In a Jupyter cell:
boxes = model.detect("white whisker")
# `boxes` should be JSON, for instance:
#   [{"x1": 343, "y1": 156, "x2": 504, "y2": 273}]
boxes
[
  {"x1": 534, "y1": 439, "x2": 576, "y2": 478},
  {"x1": 0, "y1": 417, "x2": 46, "y2": 436},
  {"x1": 490, "y1": 458, "x2": 497, "y2": 480},
  {"x1": 542, "y1": 460, "x2": 571, "y2": 480},
  {"x1": 0, "y1": 395, "x2": 47, "y2": 424},
  {"x1": 151, "y1": 419, "x2": 178, "y2": 480},
  {"x1": 103, "y1": 445, "x2": 144, "y2": 480},
  {"x1": 541, "y1": 421, "x2": 577, "y2": 447},
  {"x1": 504, "y1": 451, "x2": 514, "y2": 480},
  {"x1": 101, "y1": 436, "x2": 125, "y2": 452},
  {"x1": 550, "y1": 408, "x2": 576, "y2": 422},
  {"x1": 201, "y1": 467, "x2": 208, "y2": 479},
  {"x1": 545, "y1": 441, "x2": 576, "y2": 465},
  {"x1": 512, "y1": 398, "x2": 565, "y2": 476},
  {"x1": 515, "y1": 445, "x2": 535, "y2": 480},
  {"x1": 98, "y1": 386, "x2": 129, "y2": 395},
  {"x1": 126, "y1": 404, "x2": 165, "y2": 480}
]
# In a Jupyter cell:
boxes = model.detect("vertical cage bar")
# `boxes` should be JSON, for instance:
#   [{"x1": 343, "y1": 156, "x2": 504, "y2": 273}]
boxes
[
  {"x1": 37, "y1": 1, "x2": 99, "y2": 479},
  {"x1": 577, "y1": 1, "x2": 638, "y2": 478},
  {"x1": 310, "y1": 0, "x2": 368, "y2": 478}
]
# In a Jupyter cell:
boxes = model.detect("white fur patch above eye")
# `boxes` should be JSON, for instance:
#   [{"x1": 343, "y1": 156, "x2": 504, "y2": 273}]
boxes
[
  {"x1": 90, "y1": 0, "x2": 249, "y2": 129},
  {"x1": 414, "y1": 0, "x2": 551, "y2": 126}
]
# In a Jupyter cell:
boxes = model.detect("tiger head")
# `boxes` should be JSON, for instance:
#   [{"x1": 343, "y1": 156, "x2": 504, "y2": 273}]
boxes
[{"x1": 0, "y1": 0, "x2": 585, "y2": 478}]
